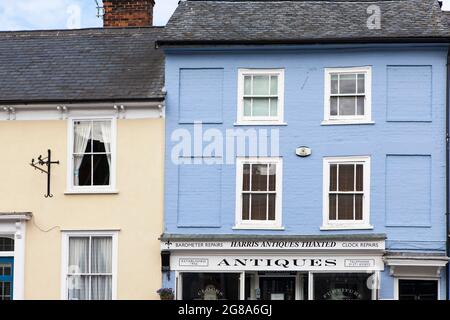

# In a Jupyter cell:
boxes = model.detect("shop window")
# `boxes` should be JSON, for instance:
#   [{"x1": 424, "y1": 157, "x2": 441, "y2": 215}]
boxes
[
  {"x1": 182, "y1": 273, "x2": 240, "y2": 300},
  {"x1": 398, "y1": 279, "x2": 438, "y2": 300},
  {"x1": 313, "y1": 273, "x2": 373, "y2": 300}
]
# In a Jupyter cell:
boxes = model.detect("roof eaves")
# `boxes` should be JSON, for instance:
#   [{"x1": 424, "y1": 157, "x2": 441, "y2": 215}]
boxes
[{"x1": 157, "y1": 36, "x2": 450, "y2": 47}]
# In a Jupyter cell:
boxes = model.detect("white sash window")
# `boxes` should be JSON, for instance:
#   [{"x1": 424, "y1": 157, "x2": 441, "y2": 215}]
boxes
[{"x1": 67, "y1": 118, "x2": 116, "y2": 193}]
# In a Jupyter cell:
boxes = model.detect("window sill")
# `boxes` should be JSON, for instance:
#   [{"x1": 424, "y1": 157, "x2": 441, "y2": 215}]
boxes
[
  {"x1": 320, "y1": 224, "x2": 374, "y2": 231},
  {"x1": 321, "y1": 120, "x2": 374, "y2": 126},
  {"x1": 65, "y1": 190, "x2": 119, "y2": 195},
  {"x1": 234, "y1": 122, "x2": 288, "y2": 126},
  {"x1": 233, "y1": 225, "x2": 285, "y2": 231}
]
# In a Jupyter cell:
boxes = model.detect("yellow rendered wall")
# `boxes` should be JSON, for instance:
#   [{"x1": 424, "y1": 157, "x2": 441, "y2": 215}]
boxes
[{"x1": 0, "y1": 118, "x2": 164, "y2": 300}]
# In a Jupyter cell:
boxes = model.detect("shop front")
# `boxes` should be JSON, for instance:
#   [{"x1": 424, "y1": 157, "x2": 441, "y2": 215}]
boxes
[{"x1": 160, "y1": 235, "x2": 386, "y2": 300}]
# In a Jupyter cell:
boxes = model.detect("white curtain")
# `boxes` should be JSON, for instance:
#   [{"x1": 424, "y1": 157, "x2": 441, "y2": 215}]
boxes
[
  {"x1": 68, "y1": 237, "x2": 112, "y2": 300},
  {"x1": 68, "y1": 237, "x2": 89, "y2": 300},
  {"x1": 73, "y1": 122, "x2": 92, "y2": 186},
  {"x1": 91, "y1": 237, "x2": 112, "y2": 300},
  {"x1": 100, "y1": 121, "x2": 112, "y2": 167}
]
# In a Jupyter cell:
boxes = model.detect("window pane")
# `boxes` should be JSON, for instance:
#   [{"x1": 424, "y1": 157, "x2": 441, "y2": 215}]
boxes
[
  {"x1": 69, "y1": 237, "x2": 89, "y2": 273},
  {"x1": 270, "y1": 98, "x2": 278, "y2": 117},
  {"x1": 330, "y1": 97, "x2": 338, "y2": 116},
  {"x1": 0, "y1": 264, "x2": 11, "y2": 276},
  {"x1": 92, "y1": 121, "x2": 111, "y2": 153},
  {"x1": 357, "y1": 97, "x2": 365, "y2": 115},
  {"x1": 242, "y1": 194, "x2": 250, "y2": 220},
  {"x1": 268, "y1": 164, "x2": 276, "y2": 191},
  {"x1": 338, "y1": 194, "x2": 354, "y2": 220},
  {"x1": 91, "y1": 237, "x2": 112, "y2": 273},
  {"x1": 251, "y1": 164, "x2": 268, "y2": 191},
  {"x1": 355, "y1": 195, "x2": 363, "y2": 220},
  {"x1": 357, "y1": 74, "x2": 365, "y2": 94},
  {"x1": 338, "y1": 164, "x2": 354, "y2": 191},
  {"x1": 74, "y1": 154, "x2": 91, "y2": 186},
  {"x1": 330, "y1": 164, "x2": 337, "y2": 191},
  {"x1": 339, "y1": 74, "x2": 357, "y2": 94},
  {"x1": 356, "y1": 164, "x2": 363, "y2": 191},
  {"x1": 331, "y1": 74, "x2": 339, "y2": 94},
  {"x1": 74, "y1": 121, "x2": 92, "y2": 153},
  {"x1": 243, "y1": 98, "x2": 252, "y2": 116},
  {"x1": 329, "y1": 194, "x2": 337, "y2": 220},
  {"x1": 92, "y1": 154, "x2": 110, "y2": 186},
  {"x1": 253, "y1": 76, "x2": 270, "y2": 95},
  {"x1": 268, "y1": 194, "x2": 276, "y2": 221},
  {"x1": 252, "y1": 98, "x2": 270, "y2": 116},
  {"x1": 339, "y1": 97, "x2": 356, "y2": 116},
  {"x1": 0, "y1": 237, "x2": 14, "y2": 251},
  {"x1": 0, "y1": 281, "x2": 11, "y2": 300},
  {"x1": 270, "y1": 76, "x2": 278, "y2": 95},
  {"x1": 244, "y1": 76, "x2": 252, "y2": 95},
  {"x1": 242, "y1": 164, "x2": 250, "y2": 191},
  {"x1": 68, "y1": 275, "x2": 89, "y2": 300},
  {"x1": 91, "y1": 276, "x2": 112, "y2": 300},
  {"x1": 251, "y1": 194, "x2": 267, "y2": 220}
]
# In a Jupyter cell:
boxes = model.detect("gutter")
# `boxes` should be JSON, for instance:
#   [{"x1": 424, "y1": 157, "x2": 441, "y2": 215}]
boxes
[
  {"x1": 156, "y1": 37, "x2": 450, "y2": 48},
  {"x1": 0, "y1": 97, "x2": 165, "y2": 105}
]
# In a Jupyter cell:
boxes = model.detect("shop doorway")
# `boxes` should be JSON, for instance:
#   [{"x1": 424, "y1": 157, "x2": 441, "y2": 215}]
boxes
[
  {"x1": 398, "y1": 279, "x2": 438, "y2": 300},
  {"x1": 259, "y1": 276, "x2": 296, "y2": 300}
]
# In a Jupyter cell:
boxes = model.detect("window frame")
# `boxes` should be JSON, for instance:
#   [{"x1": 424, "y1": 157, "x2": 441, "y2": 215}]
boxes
[
  {"x1": 237, "y1": 69, "x2": 285, "y2": 125},
  {"x1": 234, "y1": 157, "x2": 283, "y2": 230},
  {"x1": 322, "y1": 156, "x2": 372, "y2": 230},
  {"x1": 323, "y1": 66, "x2": 372, "y2": 125},
  {"x1": 66, "y1": 116, "x2": 117, "y2": 194},
  {"x1": 60, "y1": 231, "x2": 118, "y2": 300}
]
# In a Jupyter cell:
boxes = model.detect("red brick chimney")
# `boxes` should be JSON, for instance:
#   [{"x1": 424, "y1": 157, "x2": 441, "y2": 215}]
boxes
[{"x1": 103, "y1": 0, "x2": 155, "y2": 27}]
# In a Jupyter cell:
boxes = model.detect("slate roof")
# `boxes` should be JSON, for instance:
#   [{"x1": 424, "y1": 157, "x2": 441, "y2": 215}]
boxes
[
  {"x1": 160, "y1": 0, "x2": 450, "y2": 45},
  {"x1": 0, "y1": 27, "x2": 165, "y2": 103}
]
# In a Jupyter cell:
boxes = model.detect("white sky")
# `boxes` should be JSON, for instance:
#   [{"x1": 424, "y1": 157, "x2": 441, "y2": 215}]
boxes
[
  {"x1": 0, "y1": 0, "x2": 449, "y2": 31},
  {"x1": 0, "y1": 0, "x2": 180, "y2": 30}
]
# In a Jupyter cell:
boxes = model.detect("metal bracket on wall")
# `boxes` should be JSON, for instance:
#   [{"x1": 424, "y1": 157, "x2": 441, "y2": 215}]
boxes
[{"x1": 30, "y1": 149, "x2": 60, "y2": 198}]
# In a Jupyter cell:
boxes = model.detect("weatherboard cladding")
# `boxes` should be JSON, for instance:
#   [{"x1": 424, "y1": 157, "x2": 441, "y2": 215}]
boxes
[
  {"x1": 0, "y1": 27, "x2": 165, "y2": 103},
  {"x1": 161, "y1": 0, "x2": 450, "y2": 44}
]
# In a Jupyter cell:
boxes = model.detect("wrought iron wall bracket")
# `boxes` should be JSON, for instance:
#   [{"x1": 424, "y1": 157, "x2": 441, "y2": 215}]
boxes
[{"x1": 30, "y1": 149, "x2": 60, "y2": 198}]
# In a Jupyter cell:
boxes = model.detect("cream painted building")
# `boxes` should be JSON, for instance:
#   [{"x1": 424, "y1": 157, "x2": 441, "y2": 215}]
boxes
[{"x1": 0, "y1": 25, "x2": 165, "y2": 300}]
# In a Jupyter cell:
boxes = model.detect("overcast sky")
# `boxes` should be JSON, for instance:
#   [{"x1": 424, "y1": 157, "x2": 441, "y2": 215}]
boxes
[
  {"x1": 0, "y1": 0, "x2": 449, "y2": 31},
  {"x1": 0, "y1": 0, "x2": 179, "y2": 30}
]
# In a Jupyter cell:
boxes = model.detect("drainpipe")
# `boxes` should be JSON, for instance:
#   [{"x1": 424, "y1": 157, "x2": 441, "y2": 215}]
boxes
[{"x1": 446, "y1": 47, "x2": 450, "y2": 301}]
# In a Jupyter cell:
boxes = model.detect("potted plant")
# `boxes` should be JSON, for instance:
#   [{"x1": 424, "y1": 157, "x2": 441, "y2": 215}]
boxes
[{"x1": 157, "y1": 288, "x2": 175, "y2": 300}]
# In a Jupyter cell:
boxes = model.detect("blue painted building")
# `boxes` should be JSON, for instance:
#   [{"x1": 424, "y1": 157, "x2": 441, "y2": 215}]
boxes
[{"x1": 159, "y1": 0, "x2": 450, "y2": 300}]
